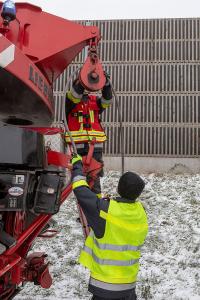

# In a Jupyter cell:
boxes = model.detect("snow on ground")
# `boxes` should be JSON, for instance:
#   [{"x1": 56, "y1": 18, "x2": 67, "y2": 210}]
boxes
[{"x1": 15, "y1": 171, "x2": 200, "y2": 300}]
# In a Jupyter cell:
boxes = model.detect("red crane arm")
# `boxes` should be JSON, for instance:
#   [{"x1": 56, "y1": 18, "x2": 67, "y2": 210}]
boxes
[
  {"x1": 0, "y1": 2, "x2": 101, "y2": 83},
  {"x1": 0, "y1": 2, "x2": 105, "y2": 126}
]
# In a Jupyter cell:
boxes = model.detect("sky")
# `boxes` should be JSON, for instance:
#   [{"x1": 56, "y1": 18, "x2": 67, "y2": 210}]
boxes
[{"x1": 14, "y1": 0, "x2": 200, "y2": 20}]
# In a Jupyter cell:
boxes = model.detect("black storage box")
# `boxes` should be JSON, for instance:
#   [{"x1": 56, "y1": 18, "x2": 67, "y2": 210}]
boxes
[
  {"x1": 33, "y1": 173, "x2": 62, "y2": 215},
  {"x1": 0, "y1": 126, "x2": 46, "y2": 169}
]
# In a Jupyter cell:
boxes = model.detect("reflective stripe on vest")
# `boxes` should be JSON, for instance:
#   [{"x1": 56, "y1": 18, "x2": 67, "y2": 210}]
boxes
[
  {"x1": 65, "y1": 130, "x2": 107, "y2": 143},
  {"x1": 89, "y1": 278, "x2": 136, "y2": 291},
  {"x1": 72, "y1": 180, "x2": 89, "y2": 190},
  {"x1": 83, "y1": 245, "x2": 139, "y2": 266},
  {"x1": 72, "y1": 175, "x2": 87, "y2": 183},
  {"x1": 93, "y1": 238, "x2": 142, "y2": 252}
]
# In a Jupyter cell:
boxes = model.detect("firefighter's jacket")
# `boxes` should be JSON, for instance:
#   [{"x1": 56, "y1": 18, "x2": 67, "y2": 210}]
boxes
[
  {"x1": 72, "y1": 161, "x2": 148, "y2": 298},
  {"x1": 65, "y1": 81, "x2": 112, "y2": 144}
]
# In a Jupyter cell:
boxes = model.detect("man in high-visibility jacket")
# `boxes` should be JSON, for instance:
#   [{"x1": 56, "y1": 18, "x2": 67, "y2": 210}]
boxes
[
  {"x1": 65, "y1": 73, "x2": 112, "y2": 196},
  {"x1": 71, "y1": 154, "x2": 148, "y2": 300}
]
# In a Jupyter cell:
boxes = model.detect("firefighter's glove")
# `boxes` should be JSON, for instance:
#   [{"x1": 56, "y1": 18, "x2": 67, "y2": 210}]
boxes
[
  {"x1": 72, "y1": 78, "x2": 80, "y2": 86},
  {"x1": 72, "y1": 78, "x2": 84, "y2": 94},
  {"x1": 71, "y1": 154, "x2": 82, "y2": 165},
  {"x1": 104, "y1": 70, "x2": 111, "y2": 86}
]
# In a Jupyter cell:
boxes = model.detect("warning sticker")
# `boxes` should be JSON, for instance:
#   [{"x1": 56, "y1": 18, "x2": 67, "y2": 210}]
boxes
[
  {"x1": 14, "y1": 175, "x2": 25, "y2": 185},
  {"x1": 8, "y1": 187, "x2": 24, "y2": 197}
]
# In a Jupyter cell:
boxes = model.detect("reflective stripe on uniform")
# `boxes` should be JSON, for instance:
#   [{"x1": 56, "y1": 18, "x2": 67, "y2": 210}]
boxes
[
  {"x1": 78, "y1": 112, "x2": 84, "y2": 131},
  {"x1": 75, "y1": 143, "x2": 104, "y2": 149},
  {"x1": 66, "y1": 130, "x2": 106, "y2": 137},
  {"x1": 78, "y1": 116, "x2": 83, "y2": 123},
  {"x1": 94, "y1": 143, "x2": 104, "y2": 148},
  {"x1": 72, "y1": 175, "x2": 87, "y2": 183},
  {"x1": 66, "y1": 136, "x2": 107, "y2": 143},
  {"x1": 72, "y1": 180, "x2": 89, "y2": 190},
  {"x1": 89, "y1": 110, "x2": 95, "y2": 123},
  {"x1": 66, "y1": 91, "x2": 81, "y2": 104},
  {"x1": 101, "y1": 103, "x2": 110, "y2": 109},
  {"x1": 83, "y1": 246, "x2": 139, "y2": 266},
  {"x1": 93, "y1": 239, "x2": 142, "y2": 252},
  {"x1": 89, "y1": 278, "x2": 136, "y2": 291},
  {"x1": 71, "y1": 86, "x2": 83, "y2": 100},
  {"x1": 75, "y1": 143, "x2": 86, "y2": 149},
  {"x1": 101, "y1": 97, "x2": 113, "y2": 105},
  {"x1": 65, "y1": 130, "x2": 107, "y2": 143},
  {"x1": 66, "y1": 136, "x2": 106, "y2": 142},
  {"x1": 101, "y1": 97, "x2": 113, "y2": 108}
]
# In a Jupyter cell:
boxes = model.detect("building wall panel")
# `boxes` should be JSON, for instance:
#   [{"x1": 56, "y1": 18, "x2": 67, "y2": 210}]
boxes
[{"x1": 54, "y1": 18, "x2": 200, "y2": 157}]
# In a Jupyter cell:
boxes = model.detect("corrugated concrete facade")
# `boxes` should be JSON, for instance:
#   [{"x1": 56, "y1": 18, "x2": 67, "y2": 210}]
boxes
[{"x1": 53, "y1": 19, "x2": 200, "y2": 172}]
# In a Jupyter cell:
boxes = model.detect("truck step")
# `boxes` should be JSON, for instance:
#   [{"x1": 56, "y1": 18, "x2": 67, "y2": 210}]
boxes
[{"x1": 0, "y1": 231, "x2": 16, "y2": 248}]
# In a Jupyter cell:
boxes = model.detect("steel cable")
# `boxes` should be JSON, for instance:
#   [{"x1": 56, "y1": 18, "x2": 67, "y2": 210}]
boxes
[{"x1": 109, "y1": 82, "x2": 125, "y2": 175}]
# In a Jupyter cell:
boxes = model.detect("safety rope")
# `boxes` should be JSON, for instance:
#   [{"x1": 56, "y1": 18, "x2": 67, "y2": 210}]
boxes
[
  {"x1": 109, "y1": 81, "x2": 125, "y2": 175},
  {"x1": 62, "y1": 67, "x2": 89, "y2": 238}
]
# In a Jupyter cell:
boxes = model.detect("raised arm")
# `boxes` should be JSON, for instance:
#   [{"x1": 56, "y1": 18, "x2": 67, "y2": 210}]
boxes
[
  {"x1": 97, "y1": 72, "x2": 113, "y2": 112},
  {"x1": 71, "y1": 155, "x2": 108, "y2": 238}
]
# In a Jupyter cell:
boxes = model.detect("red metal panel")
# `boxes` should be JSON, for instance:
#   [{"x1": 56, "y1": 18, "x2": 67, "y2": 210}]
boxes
[
  {"x1": 0, "y1": 2, "x2": 104, "y2": 126},
  {"x1": 0, "y1": 2, "x2": 100, "y2": 83},
  {"x1": 0, "y1": 34, "x2": 54, "y2": 125}
]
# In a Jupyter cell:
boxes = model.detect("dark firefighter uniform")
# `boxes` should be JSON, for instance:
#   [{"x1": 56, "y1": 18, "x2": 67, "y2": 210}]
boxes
[
  {"x1": 65, "y1": 76, "x2": 112, "y2": 196},
  {"x1": 71, "y1": 155, "x2": 148, "y2": 300}
]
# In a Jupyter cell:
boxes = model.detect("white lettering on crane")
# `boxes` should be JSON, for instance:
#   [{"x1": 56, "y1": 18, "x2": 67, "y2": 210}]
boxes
[{"x1": 0, "y1": 44, "x2": 15, "y2": 68}]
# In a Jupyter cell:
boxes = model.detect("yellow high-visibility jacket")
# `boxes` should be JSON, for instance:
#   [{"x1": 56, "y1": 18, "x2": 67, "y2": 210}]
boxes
[{"x1": 79, "y1": 199, "x2": 148, "y2": 290}]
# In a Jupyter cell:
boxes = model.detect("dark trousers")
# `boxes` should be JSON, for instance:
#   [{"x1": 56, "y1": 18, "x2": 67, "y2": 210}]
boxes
[
  {"x1": 77, "y1": 149, "x2": 104, "y2": 195},
  {"x1": 91, "y1": 289, "x2": 137, "y2": 300}
]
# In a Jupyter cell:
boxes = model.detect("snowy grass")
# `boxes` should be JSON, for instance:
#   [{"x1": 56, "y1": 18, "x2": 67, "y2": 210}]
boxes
[{"x1": 15, "y1": 172, "x2": 200, "y2": 300}]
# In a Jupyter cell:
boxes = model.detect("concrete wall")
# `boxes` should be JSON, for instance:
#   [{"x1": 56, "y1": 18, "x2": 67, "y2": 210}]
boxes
[{"x1": 104, "y1": 156, "x2": 200, "y2": 174}]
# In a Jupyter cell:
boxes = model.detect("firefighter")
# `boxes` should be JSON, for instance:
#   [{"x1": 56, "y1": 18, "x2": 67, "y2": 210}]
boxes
[
  {"x1": 71, "y1": 154, "x2": 148, "y2": 300},
  {"x1": 65, "y1": 72, "x2": 112, "y2": 196}
]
